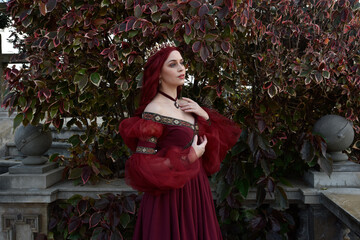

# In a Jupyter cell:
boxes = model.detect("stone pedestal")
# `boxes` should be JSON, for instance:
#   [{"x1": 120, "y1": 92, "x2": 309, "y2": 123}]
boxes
[
  {"x1": 304, "y1": 160, "x2": 360, "y2": 188},
  {"x1": 332, "y1": 161, "x2": 360, "y2": 172},
  {"x1": 304, "y1": 170, "x2": 360, "y2": 188},
  {"x1": 0, "y1": 162, "x2": 63, "y2": 189},
  {"x1": 0, "y1": 162, "x2": 63, "y2": 239}
]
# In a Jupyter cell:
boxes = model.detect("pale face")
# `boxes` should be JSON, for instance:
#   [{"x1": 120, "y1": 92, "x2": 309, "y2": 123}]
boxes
[{"x1": 159, "y1": 50, "x2": 186, "y2": 88}]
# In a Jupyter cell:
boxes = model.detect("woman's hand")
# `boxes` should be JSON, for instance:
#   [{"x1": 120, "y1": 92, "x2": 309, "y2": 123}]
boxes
[
  {"x1": 178, "y1": 97, "x2": 209, "y2": 120},
  {"x1": 190, "y1": 135, "x2": 208, "y2": 162}
]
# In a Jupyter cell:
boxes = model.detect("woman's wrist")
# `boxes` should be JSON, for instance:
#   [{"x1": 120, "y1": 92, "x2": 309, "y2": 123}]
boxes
[{"x1": 201, "y1": 109, "x2": 209, "y2": 121}]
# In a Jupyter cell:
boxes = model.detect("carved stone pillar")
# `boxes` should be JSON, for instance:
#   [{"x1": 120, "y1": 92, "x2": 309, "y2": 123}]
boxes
[
  {"x1": 2, "y1": 214, "x2": 40, "y2": 240},
  {"x1": 0, "y1": 203, "x2": 48, "y2": 240}
]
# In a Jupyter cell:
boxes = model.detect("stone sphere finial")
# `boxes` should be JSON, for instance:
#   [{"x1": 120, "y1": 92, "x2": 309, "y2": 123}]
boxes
[
  {"x1": 14, "y1": 124, "x2": 53, "y2": 165},
  {"x1": 313, "y1": 114, "x2": 354, "y2": 161}
]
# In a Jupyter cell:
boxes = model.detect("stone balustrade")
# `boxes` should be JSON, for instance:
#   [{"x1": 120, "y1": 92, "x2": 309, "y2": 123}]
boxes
[{"x1": 0, "y1": 171, "x2": 359, "y2": 239}]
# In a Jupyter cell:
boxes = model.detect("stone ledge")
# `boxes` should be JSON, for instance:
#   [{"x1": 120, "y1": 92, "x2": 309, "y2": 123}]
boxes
[
  {"x1": 321, "y1": 189, "x2": 360, "y2": 237},
  {"x1": 0, "y1": 178, "x2": 322, "y2": 205},
  {"x1": 304, "y1": 170, "x2": 360, "y2": 188},
  {"x1": 0, "y1": 167, "x2": 64, "y2": 189}
]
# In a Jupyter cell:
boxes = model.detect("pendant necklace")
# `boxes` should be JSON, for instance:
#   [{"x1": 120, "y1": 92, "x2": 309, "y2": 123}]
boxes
[{"x1": 158, "y1": 90, "x2": 179, "y2": 109}]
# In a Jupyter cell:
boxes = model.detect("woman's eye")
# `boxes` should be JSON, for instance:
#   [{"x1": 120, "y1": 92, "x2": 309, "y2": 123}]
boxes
[{"x1": 170, "y1": 63, "x2": 176, "y2": 67}]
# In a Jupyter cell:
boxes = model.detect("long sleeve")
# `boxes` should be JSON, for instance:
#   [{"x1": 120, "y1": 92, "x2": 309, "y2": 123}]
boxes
[
  {"x1": 119, "y1": 117, "x2": 200, "y2": 195},
  {"x1": 197, "y1": 107, "x2": 242, "y2": 175}
]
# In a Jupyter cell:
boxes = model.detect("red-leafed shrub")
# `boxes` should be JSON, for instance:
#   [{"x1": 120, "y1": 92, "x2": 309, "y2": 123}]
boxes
[{"x1": 4, "y1": 0, "x2": 360, "y2": 239}]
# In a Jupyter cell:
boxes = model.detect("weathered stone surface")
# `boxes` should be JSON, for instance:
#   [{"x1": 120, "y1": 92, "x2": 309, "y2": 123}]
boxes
[
  {"x1": 0, "y1": 119, "x2": 14, "y2": 157},
  {"x1": 321, "y1": 190, "x2": 360, "y2": 237},
  {"x1": 0, "y1": 159, "x2": 21, "y2": 174},
  {"x1": 0, "y1": 203, "x2": 48, "y2": 240},
  {"x1": 304, "y1": 170, "x2": 360, "y2": 188},
  {"x1": 333, "y1": 161, "x2": 360, "y2": 172},
  {"x1": 308, "y1": 204, "x2": 342, "y2": 240},
  {"x1": 8, "y1": 162, "x2": 58, "y2": 174},
  {"x1": 0, "y1": 167, "x2": 64, "y2": 189},
  {"x1": 5, "y1": 142, "x2": 71, "y2": 157}
]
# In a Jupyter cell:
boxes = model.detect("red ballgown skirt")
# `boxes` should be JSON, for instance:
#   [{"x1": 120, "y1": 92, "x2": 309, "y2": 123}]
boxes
[
  {"x1": 119, "y1": 109, "x2": 241, "y2": 240},
  {"x1": 133, "y1": 165, "x2": 222, "y2": 240}
]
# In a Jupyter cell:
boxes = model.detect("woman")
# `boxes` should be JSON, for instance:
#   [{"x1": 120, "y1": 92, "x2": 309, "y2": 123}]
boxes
[{"x1": 119, "y1": 42, "x2": 241, "y2": 240}]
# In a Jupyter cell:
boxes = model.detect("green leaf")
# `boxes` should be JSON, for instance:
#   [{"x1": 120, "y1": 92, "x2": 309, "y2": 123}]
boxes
[
  {"x1": 353, "y1": 140, "x2": 360, "y2": 150},
  {"x1": 68, "y1": 135, "x2": 81, "y2": 147},
  {"x1": 90, "y1": 72, "x2": 101, "y2": 87},
  {"x1": 67, "y1": 194, "x2": 83, "y2": 206},
  {"x1": 260, "y1": 158, "x2": 270, "y2": 176},
  {"x1": 318, "y1": 156, "x2": 333, "y2": 177},
  {"x1": 77, "y1": 68, "x2": 87, "y2": 75},
  {"x1": 78, "y1": 75, "x2": 88, "y2": 92},
  {"x1": 223, "y1": 84, "x2": 235, "y2": 93},
  {"x1": 184, "y1": 34, "x2": 191, "y2": 45},
  {"x1": 278, "y1": 177, "x2": 293, "y2": 187},
  {"x1": 128, "y1": 30, "x2": 138, "y2": 38},
  {"x1": 115, "y1": 79, "x2": 129, "y2": 91},
  {"x1": 63, "y1": 101, "x2": 70, "y2": 113},
  {"x1": 101, "y1": 0, "x2": 110, "y2": 7},
  {"x1": 119, "y1": 213, "x2": 130, "y2": 228},
  {"x1": 25, "y1": 110, "x2": 33, "y2": 122},
  {"x1": 69, "y1": 168, "x2": 82, "y2": 179},
  {"x1": 231, "y1": 142, "x2": 247, "y2": 156},
  {"x1": 151, "y1": 12, "x2": 161, "y2": 22},
  {"x1": 217, "y1": 181, "x2": 232, "y2": 202},
  {"x1": 22, "y1": 15, "x2": 33, "y2": 28},
  {"x1": 204, "y1": 33, "x2": 217, "y2": 42},
  {"x1": 260, "y1": 104, "x2": 266, "y2": 113},
  {"x1": 275, "y1": 186, "x2": 288, "y2": 209},
  {"x1": 236, "y1": 179, "x2": 249, "y2": 198},
  {"x1": 230, "y1": 209, "x2": 240, "y2": 221},
  {"x1": 78, "y1": 94, "x2": 87, "y2": 103},
  {"x1": 322, "y1": 71, "x2": 330, "y2": 79},
  {"x1": 300, "y1": 140, "x2": 315, "y2": 162},
  {"x1": 299, "y1": 69, "x2": 310, "y2": 77},
  {"x1": 314, "y1": 71, "x2": 322, "y2": 83},
  {"x1": 13, "y1": 113, "x2": 23, "y2": 130},
  {"x1": 18, "y1": 96, "x2": 26, "y2": 107},
  {"x1": 200, "y1": 44, "x2": 210, "y2": 62},
  {"x1": 134, "y1": 4, "x2": 142, "y2": 18},
  {"x1": 50, "y1": 105, "x2": 58, "y2": 118},
  {"x1": 49, "y1": 153, "x2": 59, "y2": 162},
  {"x1": 125, "y1": 0, "x2": 134, "y2": 9}
]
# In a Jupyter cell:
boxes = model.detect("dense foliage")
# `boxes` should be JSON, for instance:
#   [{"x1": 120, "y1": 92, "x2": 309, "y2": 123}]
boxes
[
  {"x1": 48, "y1": 193, "x2": 139, "y2": 240},
  {"x1": 3, "y1": 0, "x2": 360, "y2": 239}
]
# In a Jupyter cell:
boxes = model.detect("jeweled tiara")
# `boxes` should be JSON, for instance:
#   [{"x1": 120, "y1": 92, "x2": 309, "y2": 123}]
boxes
[{"x1": 144, "y1": 40, "x2": 176, "y2": 59}]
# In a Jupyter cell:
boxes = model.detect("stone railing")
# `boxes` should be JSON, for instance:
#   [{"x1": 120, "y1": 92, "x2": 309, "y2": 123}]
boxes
[{"x1": 0, "y1": 160, "x2": 359, "y2": 239}]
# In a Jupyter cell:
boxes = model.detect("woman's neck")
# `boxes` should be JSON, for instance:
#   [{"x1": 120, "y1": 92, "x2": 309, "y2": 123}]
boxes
[{"x1": 158, "y1": 87, "x2": 177, "y2": 99}]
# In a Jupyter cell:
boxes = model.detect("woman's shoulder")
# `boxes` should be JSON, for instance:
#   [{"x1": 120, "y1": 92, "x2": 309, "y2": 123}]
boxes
[{"x1": 143, "y1": 100, "x2": 166, "y2": 115}]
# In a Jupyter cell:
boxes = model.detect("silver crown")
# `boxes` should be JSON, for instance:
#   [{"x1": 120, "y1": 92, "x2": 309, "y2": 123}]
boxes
[{"x1": 145, "y1": 40, "x2": 176, "y2": 59}]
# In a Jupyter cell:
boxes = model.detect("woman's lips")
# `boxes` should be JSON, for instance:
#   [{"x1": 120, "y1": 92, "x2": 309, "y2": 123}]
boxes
[{"x1": 178, "y1": 74, "x2": 185, "y2": 79}]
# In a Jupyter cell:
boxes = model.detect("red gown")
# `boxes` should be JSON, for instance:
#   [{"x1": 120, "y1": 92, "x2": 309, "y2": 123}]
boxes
[{"x1": 119, "y1": 108, "x2": 241, "y2": 240}]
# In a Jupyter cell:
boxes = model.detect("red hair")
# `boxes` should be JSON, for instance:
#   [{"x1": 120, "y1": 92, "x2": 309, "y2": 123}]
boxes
[{"x1": 135, "y1": 46, "x2": 181, "y2": 116}]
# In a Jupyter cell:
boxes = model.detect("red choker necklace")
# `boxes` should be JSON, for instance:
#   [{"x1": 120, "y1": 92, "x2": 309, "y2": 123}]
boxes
[{"x1": 158, "y1": 90, "x2": 179, "y2": 109}]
